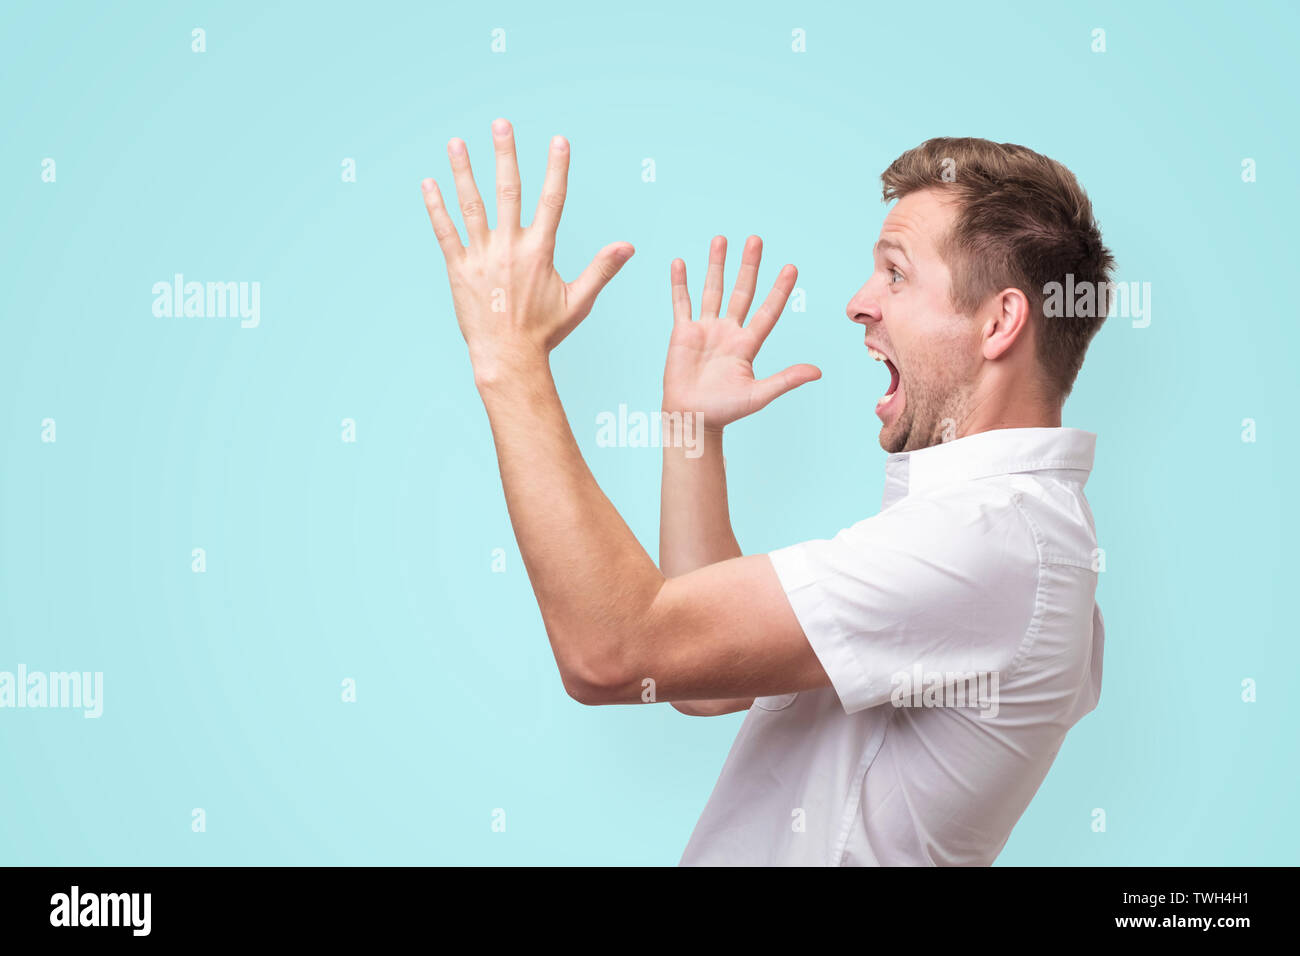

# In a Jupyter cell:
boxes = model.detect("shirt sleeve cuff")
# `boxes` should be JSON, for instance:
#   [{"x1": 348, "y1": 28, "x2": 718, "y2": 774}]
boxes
[{"x1": 767, "y1": 543, "x2": 875, "y2": 714}]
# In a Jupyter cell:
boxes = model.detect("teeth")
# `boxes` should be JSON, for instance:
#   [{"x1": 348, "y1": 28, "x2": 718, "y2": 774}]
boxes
[{"x1": 867, "y1": 346, "x2": 887, "y2": 362}]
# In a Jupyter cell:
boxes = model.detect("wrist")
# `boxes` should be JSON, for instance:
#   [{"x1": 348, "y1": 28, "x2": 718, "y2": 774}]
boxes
[
  {"x1": 471, "y1": 344, "x2": 551, "y2": 391},
  {"x1": 660, "y1": 409, "x2": 725, "y2": 438},
  {"x1": 661, "y1": 417, "x2": 724, "y2": 465},
  {"x1": 661, "y1": 398, "x2": 724, "y2": 435}
]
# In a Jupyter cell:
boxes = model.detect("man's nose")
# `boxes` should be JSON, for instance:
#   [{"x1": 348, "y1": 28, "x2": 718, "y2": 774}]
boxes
[{"x1": 845, "y1": 282, "x2": 882, "y2": 326}]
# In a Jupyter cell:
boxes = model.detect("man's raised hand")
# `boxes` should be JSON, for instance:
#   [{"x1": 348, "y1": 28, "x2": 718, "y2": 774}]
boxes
[
  {"x1": 421, "y1": 118, "x2": 634, "y2": 380},
  {"x1": 662, "y1": 235, "x2": 821, "y2": 429}
]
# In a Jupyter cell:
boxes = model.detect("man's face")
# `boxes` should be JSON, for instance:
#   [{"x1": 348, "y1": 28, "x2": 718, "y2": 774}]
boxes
[{"x1": 845, "y1": 188, "x2": 984, "y2": 454}]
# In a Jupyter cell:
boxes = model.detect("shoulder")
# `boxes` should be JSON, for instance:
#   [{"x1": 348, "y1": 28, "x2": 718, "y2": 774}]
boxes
[
  {"x1": 831, "y1": 479, "x2": 1043, "y2": 577},
  {"x1": 771, "y1": 479, "x2": 1041, "y2": 639}
]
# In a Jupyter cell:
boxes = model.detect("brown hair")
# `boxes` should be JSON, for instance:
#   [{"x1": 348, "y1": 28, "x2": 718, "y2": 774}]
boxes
[{"x1": 880, "y1": 138, "x2": 1114, "y2": 400}]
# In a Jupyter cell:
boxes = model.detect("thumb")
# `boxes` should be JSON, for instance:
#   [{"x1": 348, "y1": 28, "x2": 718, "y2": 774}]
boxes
[
  {"x1": 752, "y1": 363, "x2": 822, "y2": 409},
  {"x1": 567, "y1": 241, "x2": 635, "y2": 318}
]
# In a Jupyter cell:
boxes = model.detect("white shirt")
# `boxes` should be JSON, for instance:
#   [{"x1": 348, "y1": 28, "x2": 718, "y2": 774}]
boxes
[{"x1": 679, "y1": 426, "x2": 1104, "y2": 866}]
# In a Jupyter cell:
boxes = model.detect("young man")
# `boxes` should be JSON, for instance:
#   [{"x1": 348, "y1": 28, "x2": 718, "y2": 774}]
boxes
[{"x1": 420, "y1": 122, "x2": 1113, "y2": 866}]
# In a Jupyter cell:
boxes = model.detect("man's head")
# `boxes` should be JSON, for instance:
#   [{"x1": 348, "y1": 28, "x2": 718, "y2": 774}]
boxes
[{"x1": 845, "y1": 137, "x2": 1114, "y2": 453}]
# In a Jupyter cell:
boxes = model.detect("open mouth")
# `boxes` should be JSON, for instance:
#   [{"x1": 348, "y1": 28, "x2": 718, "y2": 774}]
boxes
[{"x1": 866, "y1": 342, "x2": 901, "y2": 411}]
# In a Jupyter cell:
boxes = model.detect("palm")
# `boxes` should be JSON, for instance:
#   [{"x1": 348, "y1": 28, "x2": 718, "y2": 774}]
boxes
[
  {"x1": 664, "y1": 321, "x2": 766, "y2": 424},
  {"x1": 662, "y1": 236, "x2": 819, "y2": 429}
]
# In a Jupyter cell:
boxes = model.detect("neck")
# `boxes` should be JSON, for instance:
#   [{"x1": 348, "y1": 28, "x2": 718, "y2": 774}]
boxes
[{"x1": 954, "y1": 385, "x2": 1061, "y2": 440}]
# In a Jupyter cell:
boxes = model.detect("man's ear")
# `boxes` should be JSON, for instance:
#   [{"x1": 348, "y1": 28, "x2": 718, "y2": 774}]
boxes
[{"x1": 981, "y1": 287, "x2": 1032, "y2": 361}]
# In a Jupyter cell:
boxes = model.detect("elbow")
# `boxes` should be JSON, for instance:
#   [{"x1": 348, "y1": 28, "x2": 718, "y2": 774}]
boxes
[
  {"x1": 671, "y1": 700, "x2": 749, "y2": 717},
  {"x1": 553, "y1": 576, "x2": 668, "y2": 706},
  {"x1": 558, "y1": 645, "x2": 636, "y2": 707},
  {"x1": 671, "y1": 701, "x2": 712, "y2": 717},
  {"x1": 562, "y1": 674, "x2": 612, "y2": 706}
]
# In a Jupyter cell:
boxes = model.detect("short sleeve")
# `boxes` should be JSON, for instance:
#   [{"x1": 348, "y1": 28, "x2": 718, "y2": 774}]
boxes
[{"x1": 767, "y1": 491, "x2": 1040, "y2": 714}]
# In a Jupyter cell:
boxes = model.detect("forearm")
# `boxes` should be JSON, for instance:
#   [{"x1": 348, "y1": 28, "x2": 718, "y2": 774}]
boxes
[
  {"x1": 475, "y1": 354, "x2": 663, "y2": 695},
  {"x1": 658, "y1": 426, "x2": 753, "y2": 716},
  {"x1": 658, "y1": 427, "x2": 741, "y2": 576}
]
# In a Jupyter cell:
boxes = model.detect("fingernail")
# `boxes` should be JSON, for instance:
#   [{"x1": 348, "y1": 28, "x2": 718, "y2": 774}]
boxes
[
  {"x1": 421, "y1": 178, "x2": 436, "y2": 193},
  {"x1": 448, "y1": 138, "x2": 465, "y2": 155},
  {"x1": 551, "y1": 135, "x2": 567, "y2": 152},
  {"x1": 492, "y1": 118, "x2": 510, "y2": 137}
]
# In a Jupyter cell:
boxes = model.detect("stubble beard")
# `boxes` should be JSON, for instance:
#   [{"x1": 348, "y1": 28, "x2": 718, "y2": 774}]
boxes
[{"x1": 883, "y1": 375, "x2": 972, "y2": 454}]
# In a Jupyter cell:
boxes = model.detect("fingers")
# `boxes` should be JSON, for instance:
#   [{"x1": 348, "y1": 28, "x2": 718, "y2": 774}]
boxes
[
  {"x1": 447, "y1": 137, "x2": 489, "y2": 247},
  {"x1": 670, "y1": 258, "x2": 692, "y2": 324},
  {"x1": 421, "y1": 178, "x2": 464, "y2": 261},
  {"x1": 747, "y1": 263, "x2": 799, "y2": 345},
  {"x1": 752, "y1": 363, "x2": 822, "y2": 410},
  {"x1": 723, "y1": 235, "x2": 763, "y2": 322},
  {"x1": 492, "y1": 118, "x2": 522, "y2": 233},
  {"x1": 568, "y1": 242, "x2": 635, "y2": 318},
  {"x1": 532, "y1": 135, "x2": 570, "y2": 242},
  {"x1": 700, "y1": 236, "x2": 727, "y2": 318}
]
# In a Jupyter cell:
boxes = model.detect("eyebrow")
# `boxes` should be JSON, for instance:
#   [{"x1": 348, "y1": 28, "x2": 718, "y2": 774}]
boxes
[{"x1": 873, "y1": 238, "x2": 912, "y2": 262}]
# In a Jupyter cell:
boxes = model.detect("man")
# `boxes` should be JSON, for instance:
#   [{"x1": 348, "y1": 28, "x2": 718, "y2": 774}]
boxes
[{"x1": 420, "y1": 121, "x2": 1112, "y2": 866}]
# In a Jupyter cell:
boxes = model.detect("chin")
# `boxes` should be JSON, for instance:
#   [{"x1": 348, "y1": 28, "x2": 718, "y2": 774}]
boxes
[{"x1": 879, "y1": 424, "x2": 908, "y2": 455}]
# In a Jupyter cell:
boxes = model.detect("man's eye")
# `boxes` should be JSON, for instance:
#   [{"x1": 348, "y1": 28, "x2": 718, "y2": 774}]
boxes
[{"x1": 889, "y1": 268, "x2": 904, "y2": 285}]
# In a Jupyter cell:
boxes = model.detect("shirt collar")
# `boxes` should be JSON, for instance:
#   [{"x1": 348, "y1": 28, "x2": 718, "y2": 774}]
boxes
[{"x1": 881, "y1": 426, "x2": 1096, "y2": 509}]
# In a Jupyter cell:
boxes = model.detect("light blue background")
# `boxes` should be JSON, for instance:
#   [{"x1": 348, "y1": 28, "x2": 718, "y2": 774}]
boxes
[{"x1": 2, "y1": 0, "x2": 1296, "y2": 865}]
